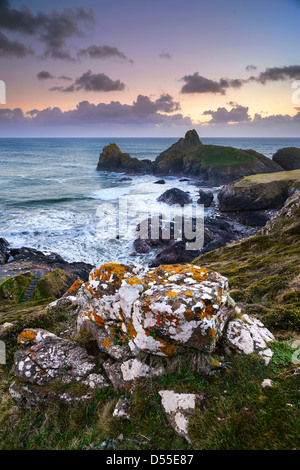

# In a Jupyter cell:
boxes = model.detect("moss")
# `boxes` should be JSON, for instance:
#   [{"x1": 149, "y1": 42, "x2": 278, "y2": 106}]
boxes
[
  {"x1": 31, "y1": 268, "x2": 71, "y2": 302},
  {"x1": 0, "y1": 272, "x2": 35, "y2": 304}
]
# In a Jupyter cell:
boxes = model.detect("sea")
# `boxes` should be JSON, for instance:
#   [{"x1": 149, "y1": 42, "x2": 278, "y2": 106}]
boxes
[{"x1": 1, "y1": 137, "x2": 299, "y2": 267}]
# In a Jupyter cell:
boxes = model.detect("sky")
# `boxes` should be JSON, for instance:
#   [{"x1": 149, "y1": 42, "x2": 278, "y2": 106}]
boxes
[{"x1": 0, "y1": 0, "x2": 300, "y2": 137}]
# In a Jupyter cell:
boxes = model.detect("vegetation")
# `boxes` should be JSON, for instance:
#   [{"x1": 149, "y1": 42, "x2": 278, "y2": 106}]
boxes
[
  {"x1": 0, "y1": 272, "x2": 34, "y2": 304},
  {"x1": 31, "y1": 268, "x2": 70, "y2": 302}
]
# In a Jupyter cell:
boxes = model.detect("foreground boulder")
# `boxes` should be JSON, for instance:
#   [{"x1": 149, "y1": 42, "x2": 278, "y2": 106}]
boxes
[
  {"x1": 96, "y1": 143, "x2": 152, "y2": 174},
  {"x1": 9, "y1": 262, "x2": 276, "y2": 408},
  {"x1": 218, "y1": 170, "x2": 300, "y2": 211},
  {"x1": 272, "y1": 147, "x2": 300, "y2": 170},
  {"x1": 9, "y1": 328, "x2": 109, "y2": 407},
  {"x1": 76, "y1": 263, "x2": 236, "y2": 356}
]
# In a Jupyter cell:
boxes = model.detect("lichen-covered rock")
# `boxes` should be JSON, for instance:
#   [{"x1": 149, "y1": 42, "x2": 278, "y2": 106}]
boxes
[
  {"x1": 76, "y1": 263, "x2": 236, "y2": 357},
  {"x1": 13, "y1": 328, "x2": 96, "y2": 385},
  {"x1": 159, "y1": 390, "x2": 204, "y2": 442},
  {"x1": 226, "y1": 314, "x2": 274, "y2": 355},
  {"x1": 9, "y1": 380, "x2": 93, "y2": 408},
  {"x1": 82, "y1": 373, "x2": 110, "y2": 390},
  {"x1": 103, "y1": 358, "x2": 165, "y2": 391}
]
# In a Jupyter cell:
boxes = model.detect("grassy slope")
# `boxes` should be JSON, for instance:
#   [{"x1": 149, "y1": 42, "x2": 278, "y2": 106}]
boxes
[
  {"x1": 233, "y1": 169, "x2": 300, "y2": 187},
  {"x1": 156, "y1": 144, "x2": 258, "y2": 170},
  {"x1": 194, "y1": 193, "x2": 300, "y2": 333},
  {"x1": 0, "y1": 196, "x2": 299, "y2": 450}
]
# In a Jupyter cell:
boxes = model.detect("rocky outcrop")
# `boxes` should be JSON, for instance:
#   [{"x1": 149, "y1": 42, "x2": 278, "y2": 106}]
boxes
[
  {"x1": 10, "y1": 262, "x2": 275, "y2": 411},
  {"x1": 197, "y1": 189, "x2": 214, "y2": 207},
  {"x1": 0, "y1": 238, "x2": 9, "y2": 264},
  {"x1": 218, "y1": 170, "x2": 300, "y2": 212},
  {"x1": 152, "y1": 131, "x2": 282, "y2": 184},
  {"x1": 133, "y1": 216, "x2": 237, "y2": 267},
  {"x1": 272, "y1": 147, "x2": 300, "y2": 170},
  {"x1": 96, "y1": 143, "x2": 152, "y2": 175},
  {"x1": 9, "y1": 246, "x2": 92, "y2": 282},
  {"x1": 153, "y1": 130, "x2": 202, "y2": 172},
  {"x1": 157, "y1": 188, "x2": 192, "y2": 206}
]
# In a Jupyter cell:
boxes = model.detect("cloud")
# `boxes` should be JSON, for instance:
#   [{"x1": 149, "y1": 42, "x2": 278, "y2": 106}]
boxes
[
  {"x1": 252, "y1": 65, "x2": 300, "y2": 84},
  {"x1": 78, "y1": 45, "x2": 133, "y2": 63},
  {"x1": 0, "y1": 31, "x2": 33, "y2": 57},
  {"x1": 50, "y1": 70, "x2": 126, "y2": 92},
  {"x1": 180, "y1": 65, "x2": 300, "y2": 95},
  {"x1": 0, "y1": 0, "x2": 94, "y2": 60},
  {"x1": 159, "y1": 51, "x2": 172, "y2": 60},
  {"x1": 75, "y1": 70, "x2": 125, "y2": 92},
  {"x1": 203, "y1": 103, "x2": 251, "y2": 123},
  {"x1": 0, "y1": 94, "x2": 191, "y2": 132},
  {"x1": 37, "y1": 70, "x2": 54, "y2": 80},
  {"x1": 57, "y1": 75, "x2": 73, "y2": 81},
  {"x1": 133, "y1": 94, "x2": 180, "y2": 114},
  {"x1": 180, "y1": 72, "x2": 244, "y2": 94},
  {"x1": 246, "y1": 64, "x2": 257, "y2": 72}
]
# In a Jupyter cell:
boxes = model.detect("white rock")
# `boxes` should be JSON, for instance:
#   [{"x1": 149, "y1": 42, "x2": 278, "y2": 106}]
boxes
[
  {"x1": 226, "y1": 314, "x2": 274, "y2": 355},
  {"x1": 261, "y1": 379, "x2": 273, "y2": 388}
]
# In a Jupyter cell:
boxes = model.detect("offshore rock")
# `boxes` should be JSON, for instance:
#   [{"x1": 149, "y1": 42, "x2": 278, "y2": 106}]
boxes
[
  {"x1": 197, "y1": 189, "x2": 214, "y2": 207},
  {"x1": 76, "y1": 263, "x2": 236, "y2": 356},
  {"x1": 157, "y1": 188, "x2": 193, "y2": 206},
  {"x1": 272, "y1": 147, "x2": 300, "y2": 170},
  {"x1": 96, "y1": 143, "x2": 152, "y2": 175}
]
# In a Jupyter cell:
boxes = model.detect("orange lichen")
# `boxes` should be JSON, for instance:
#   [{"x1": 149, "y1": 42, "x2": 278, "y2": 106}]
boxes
[
  {"x1": 166, "y1": 291, "x2": 179, "y2": 297},
  {"x1": 17, "y1": 329, "x2": 37, "y2": 344},
  {"x1": 69, "y1": 279, "x2": 83, "y2": 293}
]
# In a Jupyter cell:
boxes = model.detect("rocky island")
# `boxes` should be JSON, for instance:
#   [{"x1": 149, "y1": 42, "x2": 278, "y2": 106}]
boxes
[{"x1": 96, "y1": 130, "x2": 284, "y2": 184}]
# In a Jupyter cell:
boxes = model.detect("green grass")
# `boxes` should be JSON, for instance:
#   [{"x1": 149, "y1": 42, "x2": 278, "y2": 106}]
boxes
[
  {"x1": 0, "y1": 342, "x2": 298, "y2": 450},
  {"x1": 191, "y1": 145, "x2": 255, "y2": 167},
  {"x1": 234, "y1": 169, "x2": 300, "y2": 187},
  {"x1": 31, "y1": 268, "x2": 70, "y2": 302},
  {"x1": 0, "y1": 272, "x2": 35, "y2": 304}
]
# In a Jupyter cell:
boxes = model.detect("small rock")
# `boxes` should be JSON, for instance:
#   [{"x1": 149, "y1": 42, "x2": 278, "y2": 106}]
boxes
[
  {"x1": 261, "y1": 379, "x2": 273, "y2": 388},
  {"x1": 159, "y1": 390, "x2": 205, "y2": 442},
  {"x1": 113, "y1": 397, "x2": 131, "y2": 419}
]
